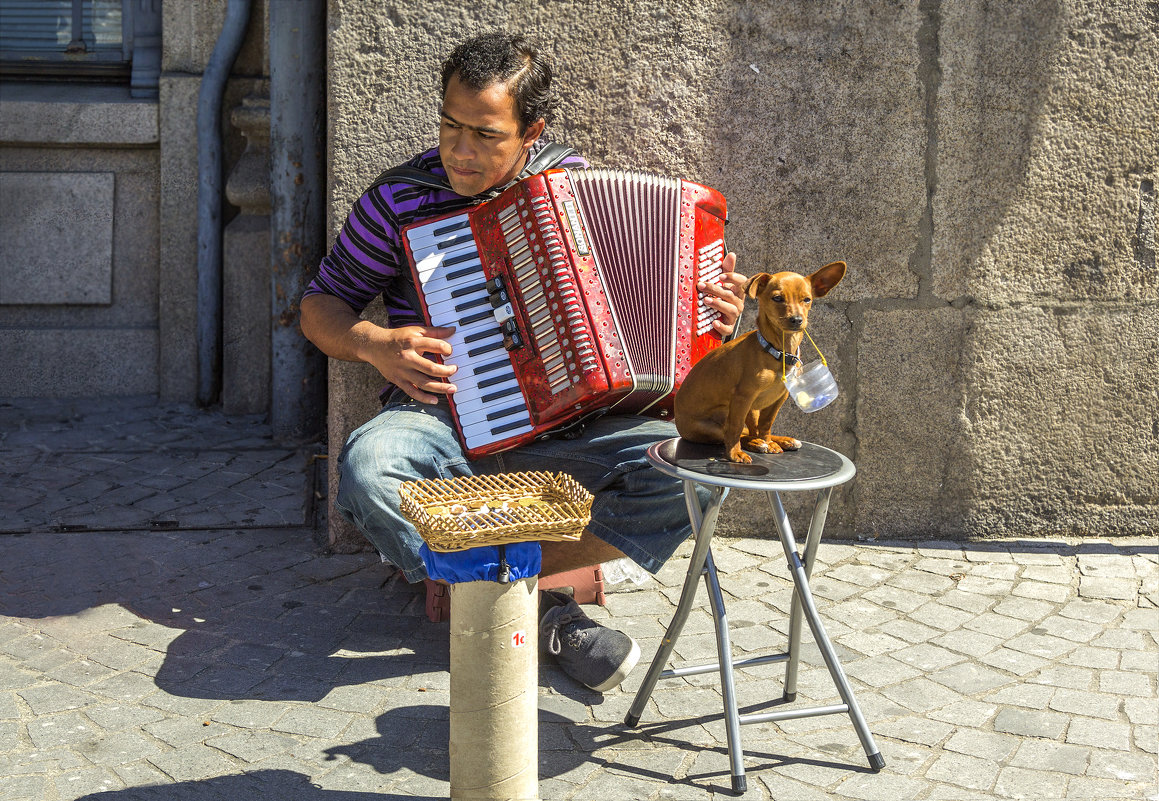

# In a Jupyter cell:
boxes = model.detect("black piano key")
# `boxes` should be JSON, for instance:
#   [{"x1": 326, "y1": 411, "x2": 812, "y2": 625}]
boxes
[
  {"x1": 477, "y1": 372, "x2": 512, "y2": 389},
  {"x1": 464, "y1": 328, "x2": 498, "y2": 344},
  {"x1": 481, "y1": 385, "x2": 522, "y2": 404},
  {"x1": 491, "y1": 418, "x2": 530, "y2": 435},
  {"x1": 454, "y1": 295, "x2": 490, "y2": 313},
  {"x1": 475, "y1": 358, "x2": 509, "y2": 376},
  {"x1": 433, "y1": 219, "x2": 471, "y2": 237},
  {"x1": 487, "y1": 403, "x2": 528, "y2": 422},
  {"x1": 451, "y1": 282, "x2": 486, "y2": 299},
  {"x1": 437, "y1": 233, "x2": 475, "y2": 250},
  {"x1": 446, "y1": 254, "x2": 480, "y2": 273},
  {"x1": 468, "y1": 341, "x2": 505, "y2": 358},
  {"x1": 460, "y1": 309, "x2": 492, "y2": 325}
]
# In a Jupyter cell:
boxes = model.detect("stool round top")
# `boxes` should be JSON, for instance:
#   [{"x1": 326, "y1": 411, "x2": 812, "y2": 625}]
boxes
[{"x1": 646, "y1": 438, "x2": 855, "y2": 491}]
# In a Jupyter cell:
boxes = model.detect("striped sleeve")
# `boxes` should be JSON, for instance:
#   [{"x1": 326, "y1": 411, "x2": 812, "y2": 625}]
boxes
[{"x1": 304, "y1": 188, "x2": 405, "y2": 315}]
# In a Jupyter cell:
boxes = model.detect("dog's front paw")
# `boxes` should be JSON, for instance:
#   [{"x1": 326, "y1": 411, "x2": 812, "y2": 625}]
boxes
[
  {"x1": 769, "y1": 436, "x2": 802, "y2": 452},
  {"x1": 726, "y1": 445, "x2": 752, "y2": 464},
  {"x1": 742, "y1": 437, "x2": 771, "y2": 454}
]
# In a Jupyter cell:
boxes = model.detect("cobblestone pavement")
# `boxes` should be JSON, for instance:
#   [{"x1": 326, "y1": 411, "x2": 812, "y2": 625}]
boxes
[
  {"x1": 0, "y1": 397, "x2": 317, "y2": 534},
  {"x1": 2, "y1": 398, "x2": 1157, "y2": 800}
]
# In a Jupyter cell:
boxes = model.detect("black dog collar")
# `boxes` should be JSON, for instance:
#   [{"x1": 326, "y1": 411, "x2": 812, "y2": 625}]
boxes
[{"x1": 756, "y1": 330, "x2": 800, "y2": 366}]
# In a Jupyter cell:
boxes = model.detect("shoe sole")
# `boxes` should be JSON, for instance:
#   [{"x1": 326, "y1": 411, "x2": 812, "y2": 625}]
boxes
[{"x1": 587, "y1": 638, "x2": 641, "y2": 693}]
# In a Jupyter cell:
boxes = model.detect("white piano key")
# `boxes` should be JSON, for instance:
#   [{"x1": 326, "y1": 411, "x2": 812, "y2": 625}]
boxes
[
  {"x1": 406, "y1": 215, "x2": 473, "y2": 250},
  {"x1": 413, "y1": 254, "x2": 484, "y2": 293},
  {"x1": 462, "y1": 419, "x2": 533, "y2": 452},
  {"x1": 455, "y1": 399, "x2": 530, "y2": 430},
  {"x1": 451, "y1": 372, "x2": 520, "y2": 401},
  {"x1": 448, "y1": 367, "x2": 515, "y2": 403},
  {"x1": 458, "y1": 396, "x2": 531, "y2": 426},
  {"x1": 425, "y1": 287, "x2": 490, "y2": 322}
]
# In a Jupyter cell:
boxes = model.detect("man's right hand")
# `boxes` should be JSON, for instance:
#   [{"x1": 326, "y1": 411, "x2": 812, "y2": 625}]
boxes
[
  {"x1": 299, "y1": 294, "x2": 458, "y2": 405},
  {"x1": 364, "y1": 324, "x2": 458, "y2": 405}
]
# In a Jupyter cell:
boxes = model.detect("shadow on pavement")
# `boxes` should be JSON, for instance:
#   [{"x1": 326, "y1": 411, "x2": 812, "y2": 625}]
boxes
[
  {"x1": 72, "y1": 769, "x2": 424, "y2": 800},
  {"x1": 0, "y1": 527, "x2": 448, "y2": 703}
]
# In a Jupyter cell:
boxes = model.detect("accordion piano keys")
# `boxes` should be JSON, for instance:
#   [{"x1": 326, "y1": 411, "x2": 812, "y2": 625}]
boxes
[{"x1": 410, "y1": 215, "x2": 537, "y2": 450}]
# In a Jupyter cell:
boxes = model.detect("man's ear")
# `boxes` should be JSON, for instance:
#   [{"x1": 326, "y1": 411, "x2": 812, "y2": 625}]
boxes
[
  {"x1": 521, "y1": 118, "x2": 546, "y2": 150},
  {"x1": 744, "y1": 273, "x2": 772, "y2": 299},
  {"x1": 809, "y1": 261, "x2": 847, "y2": 297}
]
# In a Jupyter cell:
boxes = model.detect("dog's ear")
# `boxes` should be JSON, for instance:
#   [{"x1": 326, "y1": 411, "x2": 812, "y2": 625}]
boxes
[
  {"x1": 809, "y1": 261, "x2": 847, "y2": 297},
  {"x1": 744, "y1": 273, "x2": 772, "y2": 299}
]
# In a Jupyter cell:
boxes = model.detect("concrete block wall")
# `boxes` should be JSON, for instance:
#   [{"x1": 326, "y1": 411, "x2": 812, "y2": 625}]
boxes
[
  {"x1": 0, "y1": 1, "x2": 270, "y2": 402},
  {"x1": 324, "y1": 1, "x2": 1157, "y2": 548},
  {"x1": 0, "y1": 98, "x2": 161, "y2": 396}
]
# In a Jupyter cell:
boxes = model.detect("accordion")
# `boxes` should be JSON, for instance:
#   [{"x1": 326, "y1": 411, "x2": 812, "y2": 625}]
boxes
[{"x1": 402, "y1": 167, "x2": 729, "y2": 458}]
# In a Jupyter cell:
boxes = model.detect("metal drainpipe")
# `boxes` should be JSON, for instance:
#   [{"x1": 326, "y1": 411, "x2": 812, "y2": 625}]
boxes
[
  {"x1": 269, "y1": 0, "x2": 326, "y2": 440},
  {"x1": 196, "y1": 0, "x2": 252, "y2": 407}
]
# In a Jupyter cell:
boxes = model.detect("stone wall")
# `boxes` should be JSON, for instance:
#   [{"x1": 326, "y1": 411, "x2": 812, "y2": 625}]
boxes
[
  {"x1": 0, "y1": 1, "x2": 269, "y2": 402},
  {"x1": 0, "y1": 87, "x2": 161, "y2": 397},
  {"x1": 324, "y1": 0, "x2": 1157, "y2": 548}
]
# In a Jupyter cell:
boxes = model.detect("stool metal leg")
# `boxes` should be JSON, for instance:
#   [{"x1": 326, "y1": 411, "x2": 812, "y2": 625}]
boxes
[
  {"x1": 624, "y1": 482, "x2": 727, "y2": 727},
  {"x1": 782, "y1": 487, "x2": 832, "y2": 702},
  {"x1": 703, "y1": 547, "x2": 748, "y2": 794},
  {"x1": 768, "y1": 491, "x2": 886, "y2": 771}
]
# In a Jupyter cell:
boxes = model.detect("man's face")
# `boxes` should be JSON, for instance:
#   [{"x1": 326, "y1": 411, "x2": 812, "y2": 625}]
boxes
[{"x1": 439, "y1": 73, "x2": 545, "y2": 197}]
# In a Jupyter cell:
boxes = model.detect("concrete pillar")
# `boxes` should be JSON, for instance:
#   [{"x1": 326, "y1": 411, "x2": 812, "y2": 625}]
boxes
[{"x1": 223, "y1": 94, "x2": 271, "y2": 415}]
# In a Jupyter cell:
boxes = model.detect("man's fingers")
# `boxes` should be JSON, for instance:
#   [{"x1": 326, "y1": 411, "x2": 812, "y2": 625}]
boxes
[
  {"x1": 712, "y1": 318, "x2": 736, "y2": 337},
  {"x1": 414, "y1": 331, "x2": 455, "y2": 358},
  {"x1": 401, "y1": 374, "x2": 458, "y2": 405},
  {"x1": 721, "y1": 268, "x2": 746, "y2": 295}
]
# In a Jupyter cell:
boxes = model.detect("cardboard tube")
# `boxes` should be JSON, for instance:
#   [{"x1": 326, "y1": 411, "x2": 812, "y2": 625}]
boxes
[{"x1": 448, "y1": 577, "x2": 539, "y2": 800}]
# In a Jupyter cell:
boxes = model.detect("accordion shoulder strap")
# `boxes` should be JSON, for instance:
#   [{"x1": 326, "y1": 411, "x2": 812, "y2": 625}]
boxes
[
  {"x1": 520, "y1": 142, "x2": 576, "y2": 178},
  {"x1": 368, "y1": 142, "x2": 576, "y2": 196},
  {"x1": 369, "y1": 165, "x2": 452, "y2": 193}
]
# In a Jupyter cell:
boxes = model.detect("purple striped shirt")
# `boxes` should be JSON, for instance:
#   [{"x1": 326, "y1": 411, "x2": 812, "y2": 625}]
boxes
[{"x1": 305, "y1": 143, "x2": 589, "y2": 324}]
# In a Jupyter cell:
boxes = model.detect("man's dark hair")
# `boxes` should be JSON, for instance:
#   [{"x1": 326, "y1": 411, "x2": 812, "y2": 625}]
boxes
[{"x1": 441, "y1": 32, "x2": 559, "y2": 132}]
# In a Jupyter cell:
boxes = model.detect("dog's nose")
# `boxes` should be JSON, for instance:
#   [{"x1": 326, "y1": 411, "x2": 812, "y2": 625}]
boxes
[{"x1": 787, "y1": 315, "x2": 804, "y2": 328}]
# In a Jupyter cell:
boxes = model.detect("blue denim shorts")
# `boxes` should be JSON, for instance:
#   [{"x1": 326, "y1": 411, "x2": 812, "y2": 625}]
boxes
[{"x1": 334, "y1": 395, "x2": 703, "y2": 583}]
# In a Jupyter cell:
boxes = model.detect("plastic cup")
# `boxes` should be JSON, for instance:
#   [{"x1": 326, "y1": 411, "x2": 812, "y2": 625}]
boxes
[{"x1": 784, "y1": 360, "x2": 839, "y2": 413}]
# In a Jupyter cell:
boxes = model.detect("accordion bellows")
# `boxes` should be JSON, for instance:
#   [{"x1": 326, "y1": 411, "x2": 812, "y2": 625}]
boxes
[
  {"x1": 403, "y1": 167, "x2": 729, "y2": 458},
  {"x1": 399, "y1": 471, "x2": 593, "y2": 552}
]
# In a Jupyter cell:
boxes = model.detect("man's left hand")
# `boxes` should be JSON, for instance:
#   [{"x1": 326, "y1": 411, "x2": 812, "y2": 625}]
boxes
[{"x1": 697, "y1": 252, "x2": 746, "y2": 338}]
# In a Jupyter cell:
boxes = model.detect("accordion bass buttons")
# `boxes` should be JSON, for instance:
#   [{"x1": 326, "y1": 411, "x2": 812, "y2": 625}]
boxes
[
  {"x1": 501, "y1": 319, "x2": 523, "y2": 351},
  {"x1": 486, "y1": 276, "x2": 524, "y2": 351}
]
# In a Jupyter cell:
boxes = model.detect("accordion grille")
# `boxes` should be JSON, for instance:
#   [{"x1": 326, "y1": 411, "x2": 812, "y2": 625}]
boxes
[{"x1": 569, "y1": 169, "x2": 681, "y2": 393}]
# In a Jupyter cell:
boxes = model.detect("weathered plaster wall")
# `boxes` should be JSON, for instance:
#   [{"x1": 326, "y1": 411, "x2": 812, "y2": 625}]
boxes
[{"x1": 324, "y1": 0, "x2": 1157, "y2": 549}]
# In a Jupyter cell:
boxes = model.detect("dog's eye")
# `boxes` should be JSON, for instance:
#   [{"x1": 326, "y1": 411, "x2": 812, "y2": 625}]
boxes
[
  {"x1": 803, "y1": 298, "x2": 812, "y2": 304},
  {"x1": 772, "y1": 295, "x2": 784, "y2": 303}
]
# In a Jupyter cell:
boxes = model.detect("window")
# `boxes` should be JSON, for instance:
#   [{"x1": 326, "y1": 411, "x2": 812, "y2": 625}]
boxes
[
  {"x1": 0, "y1": 0, "x2": 160, "y2": 96},
  {"x1": 0, "y1": 0, "x2": 131, "y2": 79}
]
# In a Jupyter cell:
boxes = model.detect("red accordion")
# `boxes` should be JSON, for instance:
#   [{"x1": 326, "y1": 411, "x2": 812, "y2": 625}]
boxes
[{"x1": 402, "y1": 167, "x2": 729, "y2": 458}]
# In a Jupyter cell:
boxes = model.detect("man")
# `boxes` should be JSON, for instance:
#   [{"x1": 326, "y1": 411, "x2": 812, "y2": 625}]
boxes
[{"x1": 301, "y1": 32, "x2": 746, "y2": 692}]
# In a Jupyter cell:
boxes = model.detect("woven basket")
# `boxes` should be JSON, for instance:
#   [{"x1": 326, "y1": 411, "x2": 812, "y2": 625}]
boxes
[{"x1": 399, "y1": 471, "x2": 593, "y2": 552}]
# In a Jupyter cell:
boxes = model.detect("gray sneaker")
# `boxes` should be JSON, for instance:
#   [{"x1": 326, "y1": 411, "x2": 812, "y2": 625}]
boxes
[{"x1": 540, "y1": 590, "x2": 641, "y2": 692}]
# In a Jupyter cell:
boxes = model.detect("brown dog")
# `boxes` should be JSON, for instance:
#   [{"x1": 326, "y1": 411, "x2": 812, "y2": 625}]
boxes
[{"x1": 674, "y1": 261, "x2": 846, "y2": 463}]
